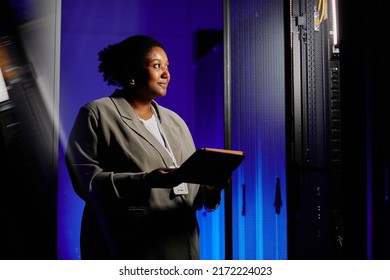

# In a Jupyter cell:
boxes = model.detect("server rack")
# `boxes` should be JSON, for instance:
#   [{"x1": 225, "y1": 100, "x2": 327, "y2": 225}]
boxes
[
  {"x1": 286, "y1": 0, "x2": 343, "y2": 259},
  {"x1": 0, "y1": 1, "x2": 57, "y2": 259}
]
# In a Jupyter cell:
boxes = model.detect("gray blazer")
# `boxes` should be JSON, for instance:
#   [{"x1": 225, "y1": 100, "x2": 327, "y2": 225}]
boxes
[{"x1": 66, "y1": 90, "x2": 221, "y2": 259}]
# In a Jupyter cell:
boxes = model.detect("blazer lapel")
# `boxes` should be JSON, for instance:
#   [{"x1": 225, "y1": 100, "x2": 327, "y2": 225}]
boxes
[
  {"x1": 109, "y1": 93, "x2": 174, "y2": 166},
  {"x1": 151, "y1": 102, "x2": 184, "y2": 165}
]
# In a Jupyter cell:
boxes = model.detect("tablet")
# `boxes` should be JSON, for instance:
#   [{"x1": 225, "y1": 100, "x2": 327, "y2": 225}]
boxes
[{"x1": 177, "y1": 147, "x2": 245, "y2": 185}]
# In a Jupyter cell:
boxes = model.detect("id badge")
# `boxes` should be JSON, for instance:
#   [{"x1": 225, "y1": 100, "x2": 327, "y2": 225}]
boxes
[{"x1": 173, "y1": 183, "x2": 188, "y2": 195}]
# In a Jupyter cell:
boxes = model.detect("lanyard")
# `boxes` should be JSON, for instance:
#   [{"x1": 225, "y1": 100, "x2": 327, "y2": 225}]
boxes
[{"x1": 140, "y1": 106, "x2": 188, "y2": 195}]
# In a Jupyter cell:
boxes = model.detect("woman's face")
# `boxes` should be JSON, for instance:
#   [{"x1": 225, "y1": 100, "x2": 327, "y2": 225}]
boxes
[{"x1": 137, "y1": 46, "x2": 170, "y2": 100}]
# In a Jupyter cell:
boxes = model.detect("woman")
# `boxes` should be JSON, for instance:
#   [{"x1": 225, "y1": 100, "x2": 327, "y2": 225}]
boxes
[{"x1": 65, "y1": 35, "x2": 224, "y2": 259}]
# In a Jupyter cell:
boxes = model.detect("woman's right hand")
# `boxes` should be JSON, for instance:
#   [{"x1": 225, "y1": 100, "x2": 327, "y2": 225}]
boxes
[{"x1": 145, "y1": 167, "x2": 182, "y2": 188}]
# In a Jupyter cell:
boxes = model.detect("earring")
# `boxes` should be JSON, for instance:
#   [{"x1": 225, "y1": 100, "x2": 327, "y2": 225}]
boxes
[{"x1": 129, "y1": 78, "x2": 135, "y2": 85}]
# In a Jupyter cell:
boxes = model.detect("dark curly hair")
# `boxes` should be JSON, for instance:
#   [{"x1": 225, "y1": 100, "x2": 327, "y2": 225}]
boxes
[{"x1": 98, "y1": 35, "x2": 164, "y2": 87}]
